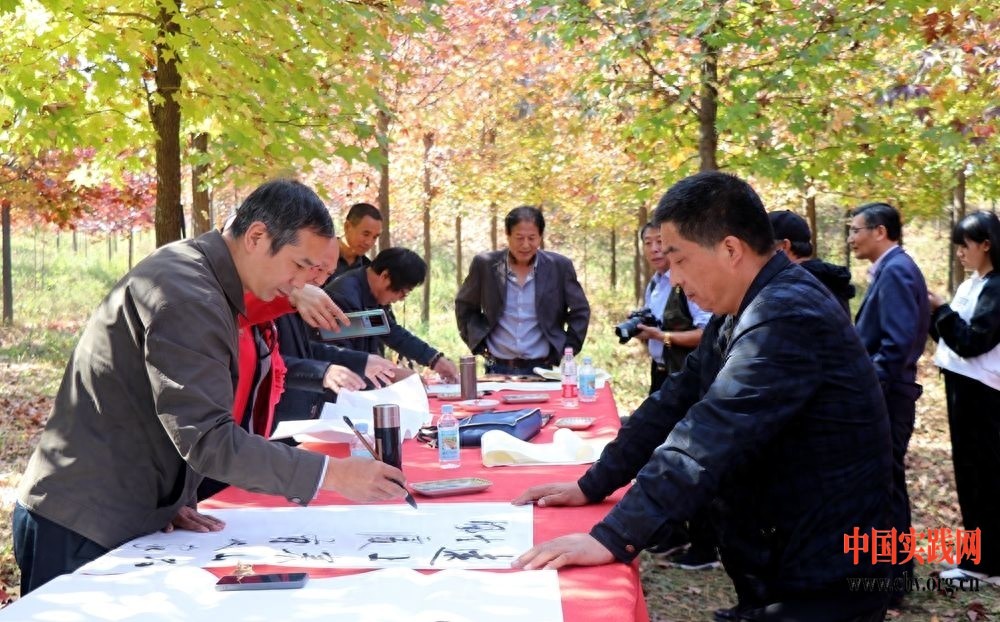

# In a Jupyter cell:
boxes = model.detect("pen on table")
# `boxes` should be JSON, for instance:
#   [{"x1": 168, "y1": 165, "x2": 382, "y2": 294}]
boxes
[{"x1": 343, "y1": 415, "x2": 418, "y2": 509}]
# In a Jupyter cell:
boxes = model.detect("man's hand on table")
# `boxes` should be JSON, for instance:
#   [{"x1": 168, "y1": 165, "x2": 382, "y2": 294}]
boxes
[
  {"x1": 323, "y1": 364, "x2": 366, "y2": 393},
  {"x1": 289, "y1": 284, "x2": 349, "y2": 331},
  {"x1": 364, "y1": 354, "x2": 397, "y2": 387},
  {"x1": 512, "y1": 533, "x2": 614, "y2": 570},
  {"x1": 432, "y1": 357, "x2": 460, "y2": 383},
  {"x1": 322, "y1": 457, "x2": 408, "y2": 502},
  {"x1": 163, "y1": 506, "x2": 225, "y2": 534},
  {"x1": 511, "y1": 482, "x2": 588, "y2": 508}
]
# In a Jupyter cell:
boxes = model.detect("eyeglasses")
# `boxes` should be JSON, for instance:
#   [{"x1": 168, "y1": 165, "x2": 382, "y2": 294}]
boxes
[{"x1": 849, "y1": 225, "x2": 876, "y2": 235}]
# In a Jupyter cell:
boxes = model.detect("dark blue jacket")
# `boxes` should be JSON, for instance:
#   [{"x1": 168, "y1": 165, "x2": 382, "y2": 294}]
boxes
[
  {"x1": 580, "y1": 254, "x2": 891, "y2": 602},
  {"x1": 323, "y1": 266, "x2": 440, "y2": 365},
  {"x1": 272, "y1": 312, "x2": 369, "y2": 429},
  {"x1": 854, "y1": 245, "x2": 929, "y2": 391}
]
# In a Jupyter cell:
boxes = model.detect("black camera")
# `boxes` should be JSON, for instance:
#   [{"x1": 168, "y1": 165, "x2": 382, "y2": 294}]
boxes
[{"x1": 614, "y1": 308, "x2": 660, "y2": 344}]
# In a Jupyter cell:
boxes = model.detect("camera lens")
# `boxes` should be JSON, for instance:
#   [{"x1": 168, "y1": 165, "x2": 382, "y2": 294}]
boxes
[{"x1": 614, "y1": 316, "x2": 643, "y2": 343}]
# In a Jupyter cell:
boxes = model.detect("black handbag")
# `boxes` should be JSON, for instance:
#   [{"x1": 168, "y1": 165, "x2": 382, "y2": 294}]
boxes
[{"x1": 418, "y1": 408, "x2": 544, "y2": 447}]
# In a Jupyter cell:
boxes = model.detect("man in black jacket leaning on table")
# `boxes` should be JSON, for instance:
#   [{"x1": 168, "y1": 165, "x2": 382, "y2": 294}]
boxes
[
  {"x1": 513, "y1": 172, "x2": 892, "y2": 622},
  {"x1": 324, "y1": 247, "x2": 459, "y2": 382}
]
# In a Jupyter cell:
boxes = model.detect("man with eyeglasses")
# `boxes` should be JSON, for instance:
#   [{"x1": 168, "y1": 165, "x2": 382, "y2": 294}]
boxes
[
  {"x1": 848, "y1": 201, "x2": 929, "y2": 609},
  {"x1": 323, "y1": 247, "x2": 460, "y2": 382}
]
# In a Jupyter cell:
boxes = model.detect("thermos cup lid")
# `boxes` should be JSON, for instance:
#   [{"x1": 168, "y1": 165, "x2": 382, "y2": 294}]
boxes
[{"x1": 373, "y1": 404, "x2": 400, "y2": 427}]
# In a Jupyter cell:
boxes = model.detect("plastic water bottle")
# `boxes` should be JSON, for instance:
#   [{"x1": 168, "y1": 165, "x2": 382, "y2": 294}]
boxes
[
  {"x1": 578, "y1": 356, "x2": 597, "y2": 403},
  {"x1": 350, "y1": 422, "x2": 374, "y2": 459},
  {"x1": 437, "y1": 404, "x2": 461, "y2": 469},
  {"x1": 560, "y1": 347, "x2": 579, "y2": 409}
]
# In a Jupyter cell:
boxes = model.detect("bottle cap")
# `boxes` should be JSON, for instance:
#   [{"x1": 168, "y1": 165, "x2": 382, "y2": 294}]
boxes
[
  {"x1": 441, "y1": 404, "x2": 454, "y2": 415},
  {"x1": 564, "y1": 347, "x2": 572, "y2": 354},
  {"x1": 583, "y1": 356, "x2": 592, "y2": 364}
]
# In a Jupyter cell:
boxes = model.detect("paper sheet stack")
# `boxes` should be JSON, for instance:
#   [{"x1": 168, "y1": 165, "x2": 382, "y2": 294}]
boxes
[{"x1": 270, "y1": 373, "x2": 430, "y2": 443}]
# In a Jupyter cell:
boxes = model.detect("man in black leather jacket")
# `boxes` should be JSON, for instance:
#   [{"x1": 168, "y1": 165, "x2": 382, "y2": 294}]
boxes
[{"x1": 513, "y1": 172, "x2": 892, "y2": 622}]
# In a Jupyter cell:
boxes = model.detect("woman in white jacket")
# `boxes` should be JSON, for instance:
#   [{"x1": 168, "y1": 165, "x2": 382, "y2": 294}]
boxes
[{"x1": 929, "y1": 210, "x2": 1000, "y2": 585}]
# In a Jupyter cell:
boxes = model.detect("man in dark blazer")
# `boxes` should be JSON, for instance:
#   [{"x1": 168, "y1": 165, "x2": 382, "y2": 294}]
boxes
[
  {"x1": 274, "y1": 238, "x2": 399, "y2": 429},
  {"x1": 849, "y1": 201, "x2": 929, "y2": 607},
  {"x1": 455, "y1": 206, "x2": 591, "y2": 375}
]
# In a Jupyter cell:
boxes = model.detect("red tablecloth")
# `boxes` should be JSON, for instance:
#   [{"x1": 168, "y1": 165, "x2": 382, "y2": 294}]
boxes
[{"x1": 203, "y1": 384, "x2": 649, "y2": 622}]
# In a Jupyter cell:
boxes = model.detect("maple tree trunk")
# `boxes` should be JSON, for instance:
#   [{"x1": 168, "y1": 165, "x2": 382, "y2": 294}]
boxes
[
  {"x1": 697, "y1": 31, "x2": 719, "y2": 173},
  {"x1": 634, "y1": 204, "x2": 647, "y2": 305},
  {"x1": 950, "y1": 168, "x2": 967, "y2": 295},
  {"x1": 490, "y1": 202, "x2": 498, "y2": 251},
  {"x1": 421, "y1": 131, "x2": 434, "y2": 326},
  {"x1": 805, "y1": 191, "x2": 817, "y2": 255},
  {"x1": 152, "y1": 0, "x2": 183, "y2": 247},
  {"x1": 376, "y1": 108, "x2": 391, "y2": 252},
  {"x1": 128, "y1": 229, "x2": 135, "y2": 270},
  {"x1": 843, "y1": 206, "x2": 852, "y2": 270},
  {"x1": 2, "y1": 201, "x2": 12, "y2": 325},
  {"x1": 190, "y1": 132, "x2": 211, "y2": 236}
]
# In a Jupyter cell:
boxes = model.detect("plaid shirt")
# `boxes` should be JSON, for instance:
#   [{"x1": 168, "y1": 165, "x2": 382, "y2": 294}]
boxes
[{"x1": 580, "y1": 252, "x2": 891, "y2": 600}]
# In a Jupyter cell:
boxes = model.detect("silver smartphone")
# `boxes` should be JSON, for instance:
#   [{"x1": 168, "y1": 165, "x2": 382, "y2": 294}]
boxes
[{"x1": 317, "y1": 308, "x2": 390, "y2": 341}]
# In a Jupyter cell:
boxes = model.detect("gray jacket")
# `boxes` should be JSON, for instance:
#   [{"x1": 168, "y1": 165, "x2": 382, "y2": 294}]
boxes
[{"x1": 18, "y1": 231, "x2": 326, "y2": 549}]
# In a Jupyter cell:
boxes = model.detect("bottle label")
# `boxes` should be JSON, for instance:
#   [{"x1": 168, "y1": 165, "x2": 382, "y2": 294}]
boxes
[
  {"x1": 579, "y1": 375, "x2": 596, "y2": 398},
  {"x1": 562, "y1": 382, "x2": 578, "y2": 398},
  {"x1": 438, "y1": 428, "x2": 461, "y2": 463}
]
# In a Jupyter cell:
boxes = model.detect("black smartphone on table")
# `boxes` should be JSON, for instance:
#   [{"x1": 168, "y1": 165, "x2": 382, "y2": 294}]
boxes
[{"x1": 215, "y1": 572, "x2": 309, "y2": 591}]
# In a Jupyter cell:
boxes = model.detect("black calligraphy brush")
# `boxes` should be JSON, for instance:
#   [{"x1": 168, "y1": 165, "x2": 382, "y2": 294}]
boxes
[{"x1": 343, "y1": 415, "x2": 418, "y2": 509}]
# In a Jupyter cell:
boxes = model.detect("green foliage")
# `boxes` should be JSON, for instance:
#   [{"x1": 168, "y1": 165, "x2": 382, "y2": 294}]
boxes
[
  {"x1": 0, "y1": 0, "x2": 441, "y2": 202},
  {"x1": 0, "y1": 228, "x2": 156, "y2": 365}
]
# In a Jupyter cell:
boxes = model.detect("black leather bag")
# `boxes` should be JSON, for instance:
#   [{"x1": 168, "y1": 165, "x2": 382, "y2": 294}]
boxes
[
  {"x1": 457, "y1": 408, "x2": 544, "y2": 447},
  {"x1": 417, "y1": 407, "x2": 544, "y2": 448}
]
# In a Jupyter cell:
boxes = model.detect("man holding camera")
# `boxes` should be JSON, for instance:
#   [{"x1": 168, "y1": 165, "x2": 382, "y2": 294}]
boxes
[{"x1": 635, "y1": 222, "x2": 712, "y2": 395}]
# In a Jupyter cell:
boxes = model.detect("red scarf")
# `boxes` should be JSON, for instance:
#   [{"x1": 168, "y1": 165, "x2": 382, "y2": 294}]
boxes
[{"x1": 232, "y1": 294, "x2": 295, "y2": 436}]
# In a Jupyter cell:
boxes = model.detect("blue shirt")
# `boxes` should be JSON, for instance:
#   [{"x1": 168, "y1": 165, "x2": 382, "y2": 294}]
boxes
[{"x1": 486, "y1": 257, "x2": 549, "y2": 360}]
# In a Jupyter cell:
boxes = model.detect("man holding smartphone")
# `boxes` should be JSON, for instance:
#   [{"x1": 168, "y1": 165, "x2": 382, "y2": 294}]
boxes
[{"x1": 324, "y1": 247, "x2": 460, "y2": 382}]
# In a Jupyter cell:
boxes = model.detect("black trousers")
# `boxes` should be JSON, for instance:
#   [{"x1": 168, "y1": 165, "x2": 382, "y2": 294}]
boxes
[
  {"x1": 648, "y1": 360, "x2": 719, "y2": 558},
  {"x1": 12, "y1": 503, "x2": 109, "y2": 595},
  {"x1": 944, "y1": 370, "x2": 1000, "y2": 575},
  {"x1": 883, "y1": 384, "x2": 917, "y2": 591}
]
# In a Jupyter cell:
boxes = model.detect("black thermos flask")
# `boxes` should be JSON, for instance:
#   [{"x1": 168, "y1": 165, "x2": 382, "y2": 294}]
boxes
[{"x1": 372, "y1": 404, "x2": 402, "y2": 469}]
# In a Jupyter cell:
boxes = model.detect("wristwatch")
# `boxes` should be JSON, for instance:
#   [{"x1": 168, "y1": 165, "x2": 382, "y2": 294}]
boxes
[{"x1": 662, "y1": 332, "x2": 673, "y2": 348}]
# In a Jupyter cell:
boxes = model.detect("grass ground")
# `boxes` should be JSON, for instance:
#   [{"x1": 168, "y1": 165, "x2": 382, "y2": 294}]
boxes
[{"x1": 0, "y1": 225, "x2": 997, "y2": 620}]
